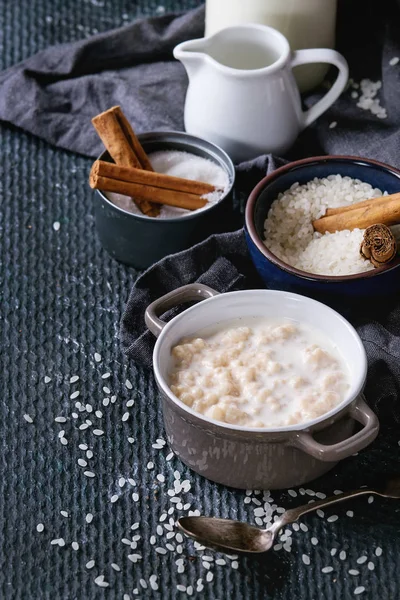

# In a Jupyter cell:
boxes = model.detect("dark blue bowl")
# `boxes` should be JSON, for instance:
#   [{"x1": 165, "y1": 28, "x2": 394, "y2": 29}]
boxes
[{"x1": 245, "y1": 156, "x2": 400, "y2": 303}]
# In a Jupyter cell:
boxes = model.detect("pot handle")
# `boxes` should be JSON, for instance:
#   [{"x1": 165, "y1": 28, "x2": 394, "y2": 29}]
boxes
[
  {"x1": 145, "y1": 283, "x2": 220, "y2": 338},
  {"x1": 291, "y1": 48, "x2": 349, "y2": 129},
  {"x1": 290, "y1": 397, "x2": 379, "y2": 462}
]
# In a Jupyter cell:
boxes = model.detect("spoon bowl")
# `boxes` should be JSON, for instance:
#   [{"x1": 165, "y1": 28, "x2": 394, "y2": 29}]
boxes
[{"x1": 177, "y1": 517, "x2": 274, "y2": 554}]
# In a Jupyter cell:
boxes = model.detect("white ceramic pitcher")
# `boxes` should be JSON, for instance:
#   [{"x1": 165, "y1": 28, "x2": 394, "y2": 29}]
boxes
[{"x1": 173, "y1": 25, "x2": 348, "y2": 163}]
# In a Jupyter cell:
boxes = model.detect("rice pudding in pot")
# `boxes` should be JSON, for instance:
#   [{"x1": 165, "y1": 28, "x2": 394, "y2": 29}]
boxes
[{"x1": 168, "y1": 317, "x2": 350, "y2": 428}]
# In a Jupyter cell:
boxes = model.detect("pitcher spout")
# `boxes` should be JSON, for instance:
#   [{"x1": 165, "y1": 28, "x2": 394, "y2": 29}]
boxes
[{"x1": 173, "y1": 38, "x2": 207, "y2": 78}]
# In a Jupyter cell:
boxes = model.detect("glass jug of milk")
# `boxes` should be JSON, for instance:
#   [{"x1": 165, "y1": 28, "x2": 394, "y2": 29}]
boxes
[{"x1": 205, "y1": 0, "x2": 338, "y2": 92}]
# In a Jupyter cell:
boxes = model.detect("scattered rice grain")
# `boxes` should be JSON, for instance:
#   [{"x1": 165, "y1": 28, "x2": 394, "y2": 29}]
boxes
[
  {"x1": 327, "y1": 515, "x2": 339, "y2": 523},
  {"x1": 354, "y1": 587, "x2": 366, "y2": 595},
  {"x1": 94, "y1": 575, "x2": 109, "y2": 588},
  {"x1": 84, "y1": 471, "x2": 95, "y2": 478}
]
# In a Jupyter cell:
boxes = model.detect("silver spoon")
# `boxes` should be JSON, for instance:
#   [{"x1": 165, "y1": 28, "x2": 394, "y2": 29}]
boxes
[{"x1": 177, "y1": 476, "x2": 400, "y2": 554}]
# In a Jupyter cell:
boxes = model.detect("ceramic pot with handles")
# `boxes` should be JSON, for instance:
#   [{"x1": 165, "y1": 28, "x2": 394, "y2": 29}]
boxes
[
  {"x1": 145, "y1": 284, "x2": 379, "y2": 490},
  {"x1": 173, "y1": 24, "x2": 348, "y2": 163}
]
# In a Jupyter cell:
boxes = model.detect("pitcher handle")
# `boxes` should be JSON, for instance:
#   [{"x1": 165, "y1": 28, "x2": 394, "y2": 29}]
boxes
[{"x1": 291, "y1": 48, "x2": 349, "y2": 129}]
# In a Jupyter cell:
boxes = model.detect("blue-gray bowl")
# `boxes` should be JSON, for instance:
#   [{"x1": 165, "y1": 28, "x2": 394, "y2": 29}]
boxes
[
  {"x1": 245, "y1": 156, "x2": 400, "y2": 301},
  {"x1": 94, "y1": 131, "x2": 235, "y2": 269}
]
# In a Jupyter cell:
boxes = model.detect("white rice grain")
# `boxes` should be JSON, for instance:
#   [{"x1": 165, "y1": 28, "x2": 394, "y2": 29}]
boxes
[
  {"x1": 354, "y1": 587, "x2": 366, "y2": 595},
  {"x1": 327, "y1": 515, "x2": 339, "y2": 523},
  {"x1": 149, "y1": 575, "x2": 158, "y2": 591},
  {"x1": 94, "y1": 575, "x2": 109, "y2": 588}
]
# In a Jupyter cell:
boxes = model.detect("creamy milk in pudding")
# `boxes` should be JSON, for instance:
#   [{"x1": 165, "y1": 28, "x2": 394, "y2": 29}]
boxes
[{"x1": 168, "y1": 317, "x2": 350, "y2": 428}]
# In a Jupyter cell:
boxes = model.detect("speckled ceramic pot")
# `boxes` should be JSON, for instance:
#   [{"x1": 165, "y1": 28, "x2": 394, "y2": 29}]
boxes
[{"x1": 145, "y1": 284, "x2": 379, "y2": 490}]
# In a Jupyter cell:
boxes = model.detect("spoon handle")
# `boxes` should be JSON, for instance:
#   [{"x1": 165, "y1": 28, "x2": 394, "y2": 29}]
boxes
[{"x1": 271, "y1": 489, "x2": 374, "y2": 532}]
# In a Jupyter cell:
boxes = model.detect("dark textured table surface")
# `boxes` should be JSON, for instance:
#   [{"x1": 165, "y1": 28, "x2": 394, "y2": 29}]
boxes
[{"x1": 1, "y1": 1, "x2": 400, "y2": 599}]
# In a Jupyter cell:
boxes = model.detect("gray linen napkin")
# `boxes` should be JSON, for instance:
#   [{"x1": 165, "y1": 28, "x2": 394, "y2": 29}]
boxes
[{"x1": 0, "y1": 6, "x2": 205, "y2": 157}]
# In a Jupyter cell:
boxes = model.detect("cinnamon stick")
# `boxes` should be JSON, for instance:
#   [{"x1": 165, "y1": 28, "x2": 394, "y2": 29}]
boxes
[
  {"x1": 92, "y1": 106, "x2": 142, "y2": 169},
  {"x1": 360, "y1": 224, "x2": 397, "y2": 267},
  {"x1": 313, "y1": 194, "x2": 400, "y2": 233},
  {"x1": 90, "y1": 173, "x2": 208, "y2": 211},
  {"x1": 91, "y1": 160, "x2": 216, "y2": 196},
  {"x1": 111, "y1": 106, "x2": 154, "y2": 172},
  {"x1": 91, "y1": 106, "x2": 159, "y2": 217},
  {"x1": 325, "y1": 193, "x2": 400, "y2": 216}
]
